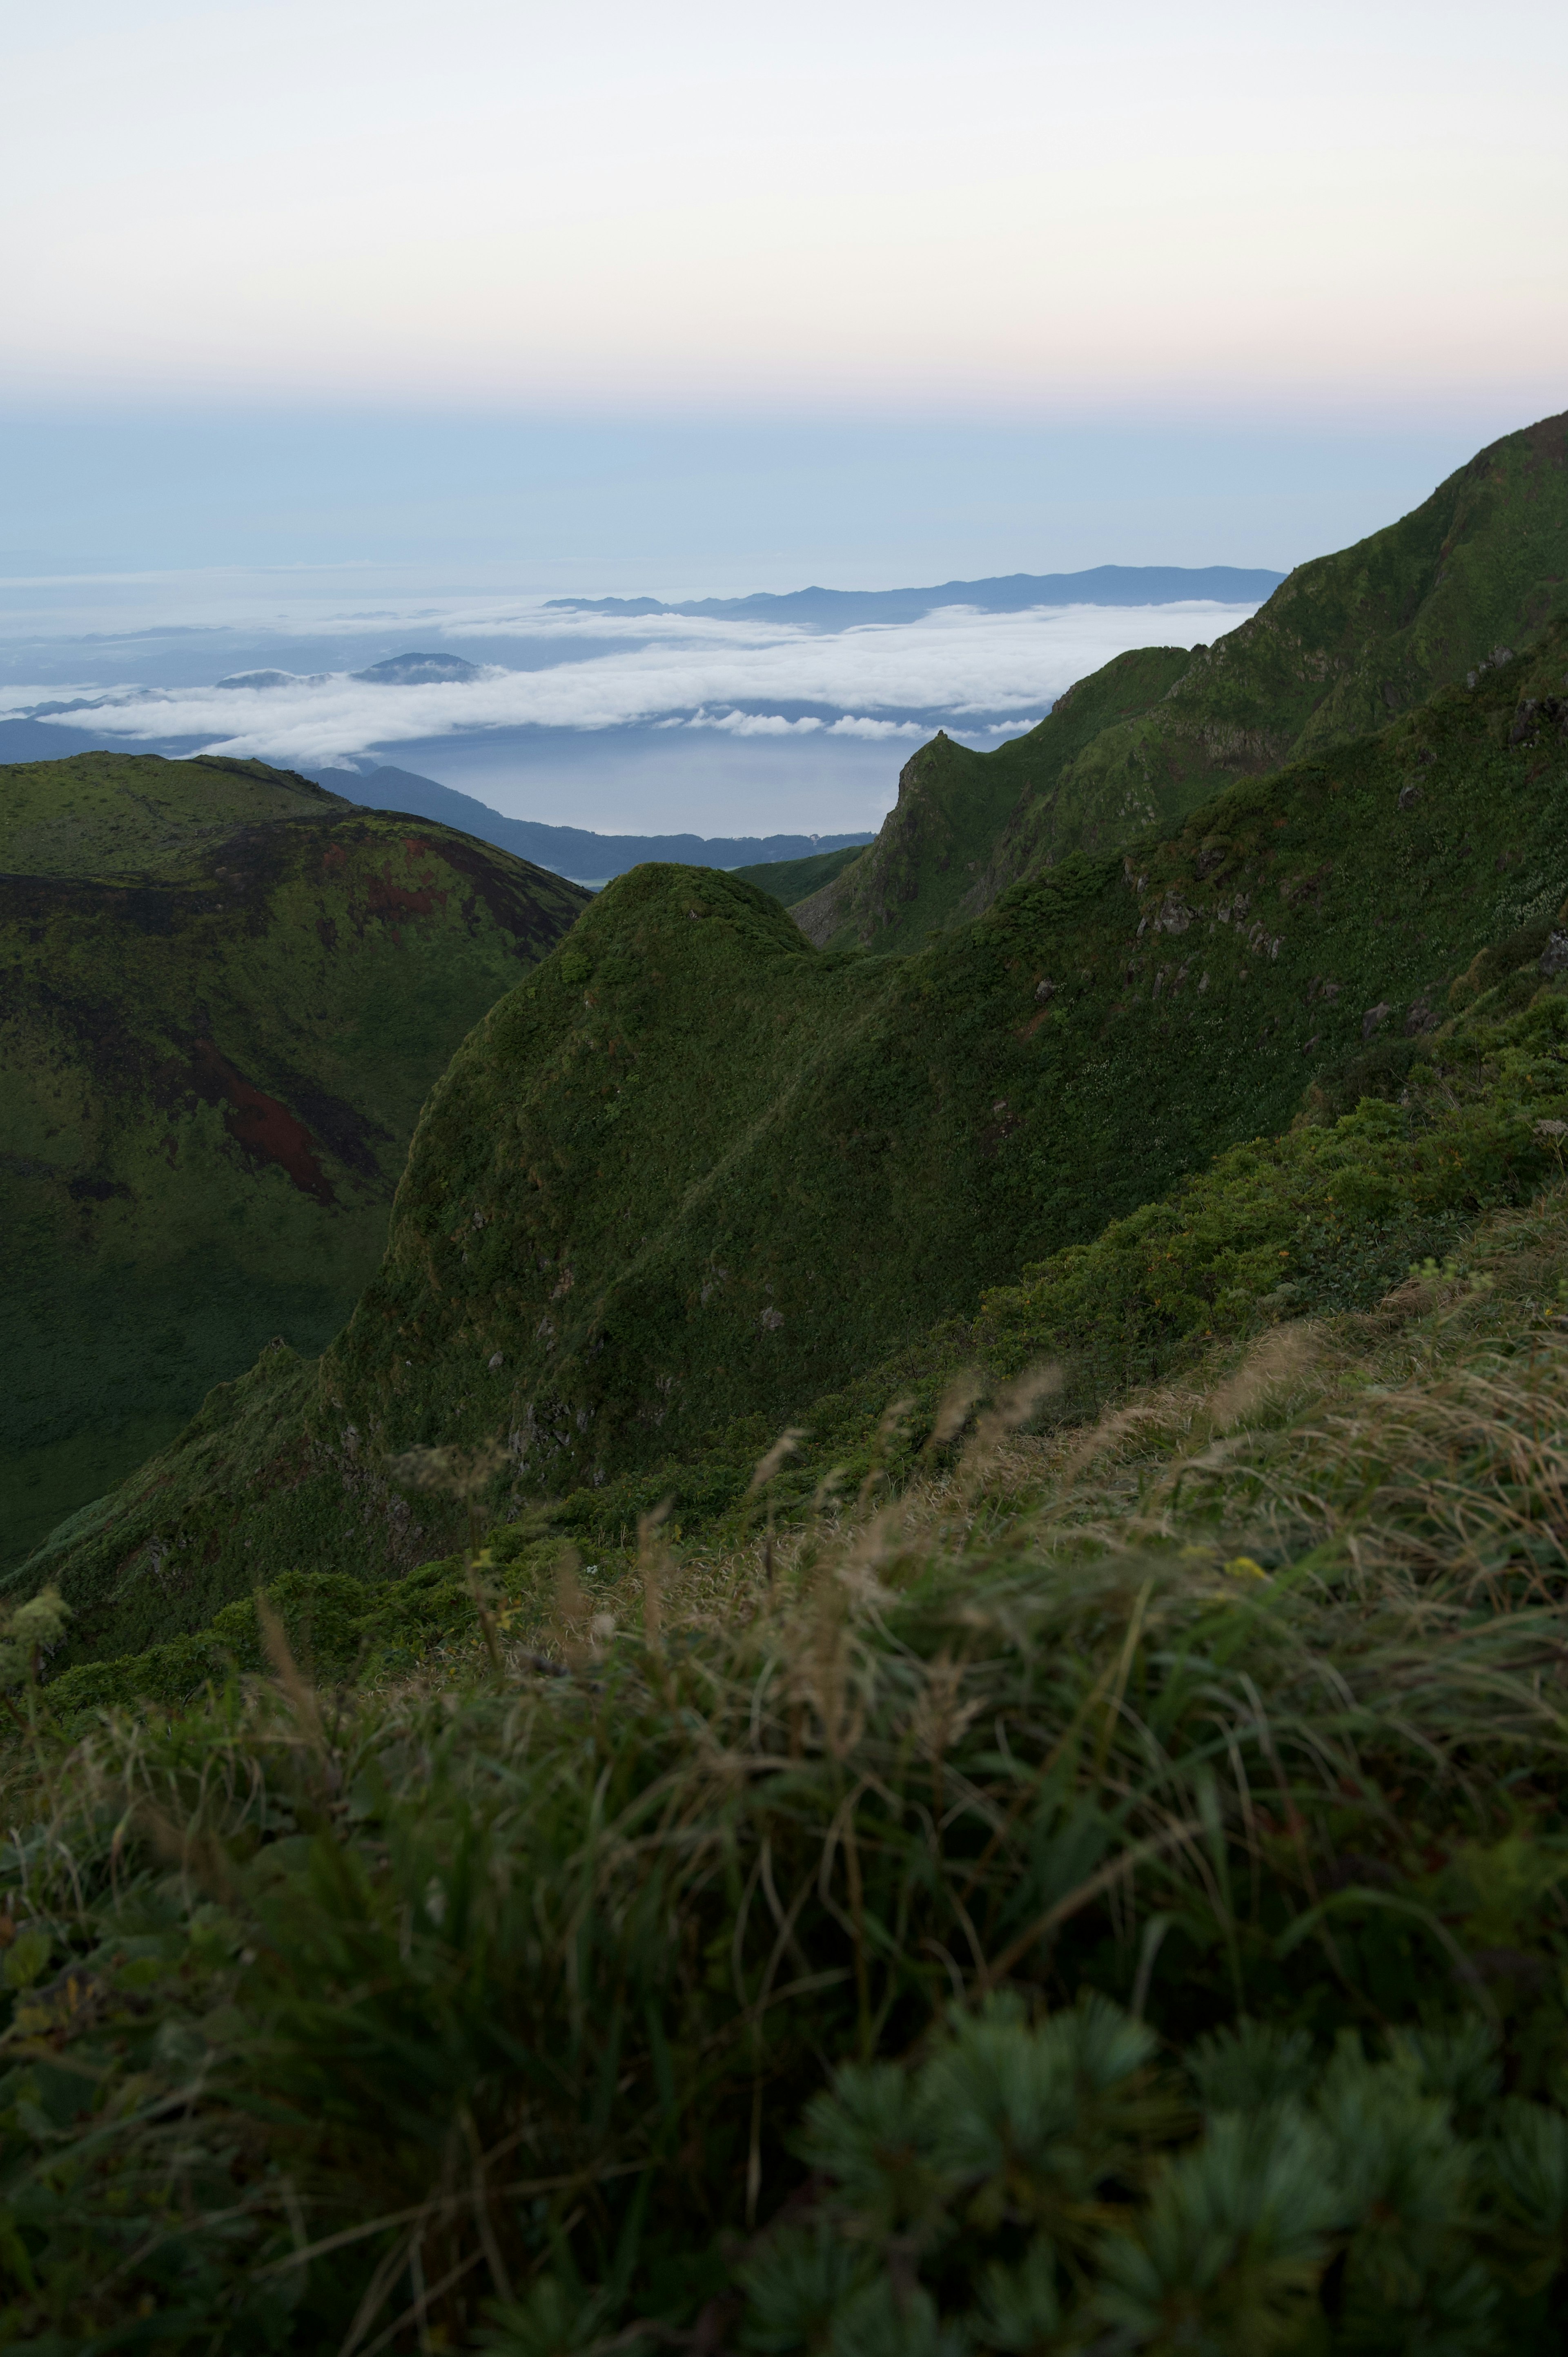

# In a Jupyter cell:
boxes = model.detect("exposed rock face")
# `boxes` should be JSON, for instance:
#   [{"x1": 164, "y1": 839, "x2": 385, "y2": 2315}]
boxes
[{"x1": 1153, "y1": 893, "x2": 1195, "y2": 935}]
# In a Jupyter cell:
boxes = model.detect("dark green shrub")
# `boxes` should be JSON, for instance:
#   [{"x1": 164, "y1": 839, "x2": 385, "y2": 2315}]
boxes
[{"x1": 734, "y1": 2004, "x2": 1568, "y2": 2355}]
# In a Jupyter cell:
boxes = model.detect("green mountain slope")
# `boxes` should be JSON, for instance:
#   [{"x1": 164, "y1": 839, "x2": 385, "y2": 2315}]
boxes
[
  {"x1": 41, "y1": 953, "x2": 1568, "y2": 1721},
  {"x1": 0, "y1": 749, "x2": 345, "y2": 874},
  {"x1": 791, "y1": 650, "x2": 1191, "y2": 953},
  {"x1": 23, "y1": 617, "x2": 1568, "y2": 1657},
  {"x1": 0, "y1": 754, "x2": 588, "y2": 1566},
  {"x1": 728, "y1": 841, "x2": 868, "y2": 906},
  {"x1": 804, "y1": 408, "x2": 1568, "y2": 952}
]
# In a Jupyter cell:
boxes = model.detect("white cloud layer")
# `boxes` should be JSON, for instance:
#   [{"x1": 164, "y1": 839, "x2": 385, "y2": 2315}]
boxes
[{"x1": 29, "y1": 600, "x2": 1254, "y2": 765}]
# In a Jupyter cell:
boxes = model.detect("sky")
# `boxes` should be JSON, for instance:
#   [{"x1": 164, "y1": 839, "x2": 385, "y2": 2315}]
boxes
[
  {"x1": 2, "y1": 0, "x2": 1563, "y2": 834},
  {"x1": 7, "y1": 0, "x2": 1564, "y2": 424}
]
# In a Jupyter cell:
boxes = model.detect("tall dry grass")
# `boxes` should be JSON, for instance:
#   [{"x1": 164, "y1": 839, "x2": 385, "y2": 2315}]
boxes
[{"x1": 6, "y1": 1194, "x2": 1568, "y2": 2347}]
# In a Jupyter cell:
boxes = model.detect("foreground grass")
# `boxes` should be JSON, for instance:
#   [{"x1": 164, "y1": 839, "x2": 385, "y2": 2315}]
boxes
[{"x1": 5, "y1": 1192, "x2": 1568, "y2": 2349}]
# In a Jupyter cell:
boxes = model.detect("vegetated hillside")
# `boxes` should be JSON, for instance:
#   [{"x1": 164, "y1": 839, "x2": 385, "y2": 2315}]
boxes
[
  {"x1": 0, "y1": 753, "x2": 588, "y2": 1568},
  {"x1": 0, "y1": 749, "x2": 345, "y2": 874},
  {"x1": 24, "y1": 618, "x2": 1568, "y2": 1658},
  {"x1": 47, "y1": 959, "x2": 1568, "y2": 1717},
  {"x1": 793, "y1": 650, "x2": 1190, "y2": 952},
  {"x1": 802, "y1": 408, "x2": 1568, "y2": 953},
  {"x1": 9, "y1": 1144, "x2": 1568, "y2": 2349},
  {"x1": 728, "y1": 839, "x2": 869, "y2": 906}
]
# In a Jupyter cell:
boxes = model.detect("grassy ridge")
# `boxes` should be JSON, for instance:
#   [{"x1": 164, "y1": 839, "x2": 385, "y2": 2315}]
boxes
[
  {"x1": 0, "y1": 756, "x2": 588, "y2": 1565},
  {"x1": 804, "y1": 408, "x2": 1568, "y2": 952},
  {"x1": 33, "y1": 965, "x2": 1568, "y2": 1721},
  {"x1": 0, "y1": 749, "x2": 350, "y2": 874},
  {"x1": 792, "y1": 649, "x2": 1191, "y2": 953},
  {"x1": 728, "y1": 843, "x2": 869, "y2": 907},
  {"x1": 987, "y1": 408, "x2": 1568, "y2": 887},
  {"x1": 21, "y1": 620, "x2": 1568, "y2": 1652}
]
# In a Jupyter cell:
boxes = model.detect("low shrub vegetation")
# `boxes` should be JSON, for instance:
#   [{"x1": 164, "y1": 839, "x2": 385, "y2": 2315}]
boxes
[{"x1": 6, "y1": 1172, "x2": 1568, "y2": 2350}]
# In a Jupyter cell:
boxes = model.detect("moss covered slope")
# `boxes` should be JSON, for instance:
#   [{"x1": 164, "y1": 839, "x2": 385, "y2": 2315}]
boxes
[
  {"x1": 728, "y1": 840, "x2": 869, "y2": 906},
  {"x1": 24, "y1": 620, "x2": 1568, "y2": 1654},
  {"x1": 793, "y1": 648, "x2": 1191, "y2": 953},
  {"x1": 0, "y1": 754, "x2": 588, "y2": 1565},
  {"x1": 806, "y1": 408, "x2": 1568, "y2": 952},
  {"x1": 0, "y1": 749, "x2": 349, "y2": 874}
]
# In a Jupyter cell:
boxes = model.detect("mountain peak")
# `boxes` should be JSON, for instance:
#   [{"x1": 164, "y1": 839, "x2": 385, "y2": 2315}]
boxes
[{"x1": 350, "y1": 652, "x2": 481, "y2": 685}]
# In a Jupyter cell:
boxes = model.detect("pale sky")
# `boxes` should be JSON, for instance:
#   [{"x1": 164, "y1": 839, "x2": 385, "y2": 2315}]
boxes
[{"x1": 5, "y1": 0, "x2": 1564, "y2": 421}]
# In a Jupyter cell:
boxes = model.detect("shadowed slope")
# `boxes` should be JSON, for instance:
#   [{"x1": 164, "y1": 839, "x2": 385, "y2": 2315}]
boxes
[
  {"x1": 0, "y1": 754, "x2": 588, "y2": 1564},
  {"x1": 729, "y1": 841, "x2": 869, "y2": 907}
]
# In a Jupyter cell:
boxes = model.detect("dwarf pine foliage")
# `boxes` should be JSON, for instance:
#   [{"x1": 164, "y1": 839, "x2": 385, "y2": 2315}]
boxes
[{"x1": 730, "y1": 2000, "x2": 1565, "y2": 2357}]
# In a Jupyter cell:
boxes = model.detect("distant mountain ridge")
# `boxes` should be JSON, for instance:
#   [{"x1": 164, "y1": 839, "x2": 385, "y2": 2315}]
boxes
[
  {"x1": 352, "y1": 653, "x2": 482, "y2": 685},
  {"x1": 546, "y1": 564, "x2": 1285, "y2": 630},
  {"x1": 308, "y1": 765, "x2": 874, "y2": 880}
]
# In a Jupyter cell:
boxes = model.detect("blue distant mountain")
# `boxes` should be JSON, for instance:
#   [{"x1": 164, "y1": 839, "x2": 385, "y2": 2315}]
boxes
[
  {"x1": 546, "y1": 564, "x2": 1285, "y2": 629},
  {"x1": 307, "y1": 765, "x2": 874, "y2": 882},
  {"x1": 350, "y1": 653, "x2": 483, "y2": 685}
]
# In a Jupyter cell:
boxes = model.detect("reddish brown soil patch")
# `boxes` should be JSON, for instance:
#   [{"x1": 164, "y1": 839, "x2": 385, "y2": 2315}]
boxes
[
  {"x1": 366, "y1": 865, "x2": 449, "y2": 920},
  {"x1": 429, "y1": 835, "x2": 573, "y2": 951},
  {"x1": 191, "y1": 1040, "x2": 336, "y2": 1205}
]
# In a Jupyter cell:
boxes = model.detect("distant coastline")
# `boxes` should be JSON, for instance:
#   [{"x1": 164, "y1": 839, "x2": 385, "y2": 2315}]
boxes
[
  {"x1": 546, "y1": 563, "x2": 1287, "y2": 629},
  {"x1": 308, "y1": 762, "x2": 876, "y2": 883}
]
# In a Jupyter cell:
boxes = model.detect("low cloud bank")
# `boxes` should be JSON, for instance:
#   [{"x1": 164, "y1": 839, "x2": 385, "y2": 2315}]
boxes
[{"x1": 20, "y1": 599, "x2": 1256, "y2": 766}]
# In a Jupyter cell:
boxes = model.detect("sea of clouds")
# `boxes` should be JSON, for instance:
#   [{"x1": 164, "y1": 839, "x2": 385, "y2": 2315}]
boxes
[
  {"x1": 0, "y1": 596, "x2": 1256, "y2": 755},
  {"x1": 0, "y1": 582, "x2": 1261, "y2": 834}
]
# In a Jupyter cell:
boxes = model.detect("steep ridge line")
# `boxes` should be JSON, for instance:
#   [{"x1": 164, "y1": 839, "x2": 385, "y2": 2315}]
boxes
[{"x1": 801, "y1": 409, "x2": 1568, "y2": 955}]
